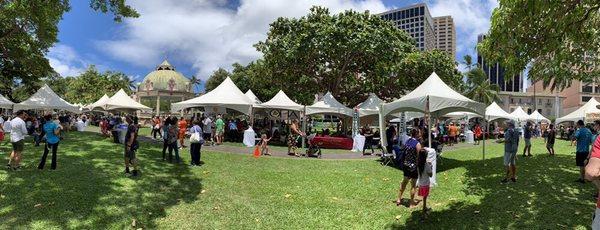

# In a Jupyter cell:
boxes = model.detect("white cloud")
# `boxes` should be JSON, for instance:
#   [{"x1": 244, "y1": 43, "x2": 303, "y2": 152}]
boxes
[
  {"x1": 429, "y1": 0, "x2": 498, "y2": 60},
  {"x1": 47, "y1": 44, "x2": 87, "y2": 77},
  {"x1": 97, "y1": 0, "x2": 389, "y2": 80}
]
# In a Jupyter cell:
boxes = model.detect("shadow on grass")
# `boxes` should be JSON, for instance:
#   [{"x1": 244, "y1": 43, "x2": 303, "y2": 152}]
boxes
[
  {"x1": 386, "y1": 153, "x2": 595, "y2": 229},
  {"x1": 0, "y1": 132, "x2": 203, "y2": 229}
]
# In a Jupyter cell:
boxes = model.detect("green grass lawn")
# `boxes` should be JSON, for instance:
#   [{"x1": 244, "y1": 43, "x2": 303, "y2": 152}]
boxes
[{"x1": 0, "y1": 132, "x2": 596, "y2": 229}]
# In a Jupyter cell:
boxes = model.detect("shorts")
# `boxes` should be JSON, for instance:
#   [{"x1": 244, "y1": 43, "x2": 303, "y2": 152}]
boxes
[
  {"x1": 418, "y1": 185, "x2": 430, "y2": 198},
  {"x1": 576, "y1": 151, "x2": 589, "y2": 167},
  {"x1": 504, "y1": 151, "x2": 517, "y2": 166},
  {"x1": 203, "y1": 133, "x2": 212, "y2": 140},
  {"x1": 216, "y1": 129, "x2": 224, "y2": 135},
  {"x1": 12, "y1": 140, "x2": 24, "y2": 152},
  {"x1": 124, "y1": 146, "x2": 137, "y2": 160},
  {"x1": 402, "y1": 168, "x2": 418, "y2": 179},
  {"x1": 524, "y1": 138, "x2": 531, "y2": 146},
  {"x1": 546, "y1": 142, "x2": 554, "y2": 149}
]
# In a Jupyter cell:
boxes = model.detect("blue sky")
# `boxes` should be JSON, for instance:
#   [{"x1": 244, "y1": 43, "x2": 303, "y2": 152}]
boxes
[{"x1": 49, "y1": 0, "x2": 499, "y2": 91}]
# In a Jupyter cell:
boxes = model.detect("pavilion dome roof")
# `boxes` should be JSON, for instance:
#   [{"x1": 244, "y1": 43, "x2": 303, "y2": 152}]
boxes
[{"x1": 139, "y1": 60, "x2": 191, "y2": 92}]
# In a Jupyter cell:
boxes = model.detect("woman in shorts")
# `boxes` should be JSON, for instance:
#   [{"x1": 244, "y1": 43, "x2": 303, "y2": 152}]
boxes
[{"x1": 396, "y1": 128, "x2": 422, "y2": 208}]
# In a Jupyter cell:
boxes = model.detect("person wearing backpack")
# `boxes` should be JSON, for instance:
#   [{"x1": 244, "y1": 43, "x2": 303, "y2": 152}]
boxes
[
  {"x1": 189, "y1": 119, "x2": 204, "y2": 166},
  {"x1": 396, "y1": 128, "x2": 422, "y2": 208}
]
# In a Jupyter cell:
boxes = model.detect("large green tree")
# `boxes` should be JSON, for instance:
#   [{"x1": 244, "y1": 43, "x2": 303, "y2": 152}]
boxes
[
  {"x1": 0, "y1": 0, "x2": 138, "y2": 100},
  {"x1": 60, "y1": 65, "x2": 134, "y2": 104},
  {"x1": 254, "y1": 6, "x2": 417, "y2": 106},
  {"x1": 478, "y1": 0, "x2": 600, "y2": 91},
  {"x1": 205, "y1": 68, "x2": 231, "y2": 92}
]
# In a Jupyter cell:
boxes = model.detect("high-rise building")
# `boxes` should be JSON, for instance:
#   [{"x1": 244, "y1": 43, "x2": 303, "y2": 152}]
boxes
[
  {"x1": 378, "y1": 3, "x2": 436, "y2": 51},
  {"x1": 476, "y1": 34, "x2": 523, "y2": 92},
  {"x1": 433, "y1": 16, "x2": 456, "y2": 60}
]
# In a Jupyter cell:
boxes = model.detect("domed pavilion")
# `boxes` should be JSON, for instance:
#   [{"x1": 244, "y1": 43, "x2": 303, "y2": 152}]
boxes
[{"x1": 136, "y1": 60, "x2": 195, "y2": 116}]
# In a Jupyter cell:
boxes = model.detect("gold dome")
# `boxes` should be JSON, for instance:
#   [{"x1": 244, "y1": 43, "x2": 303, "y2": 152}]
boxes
[{"x1": 139, "y1": 60, "x2": 190, "y2": 92}]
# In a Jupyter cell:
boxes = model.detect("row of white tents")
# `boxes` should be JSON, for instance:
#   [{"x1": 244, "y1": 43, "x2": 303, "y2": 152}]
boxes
[
  {"x1": 85, "y1": 89, "x2": 151, "y2": 112},
  {"x1": 0, "y1": 84, "x2": 152, "y2": 114}
]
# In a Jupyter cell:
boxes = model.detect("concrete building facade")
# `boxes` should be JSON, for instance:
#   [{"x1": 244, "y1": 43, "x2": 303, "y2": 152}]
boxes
[
  {"x1": 379, "y1": 3, "x2": 437, "y2": 51},
  {"x1": 527, "y1": 80, "x2": 598, "y2": 116},
  {"x1": 433, "y1": 16, "x2": 456, "y2": 60},
  {"x1": 497, "y1": 91, "x2": 564, "y2": 120}
]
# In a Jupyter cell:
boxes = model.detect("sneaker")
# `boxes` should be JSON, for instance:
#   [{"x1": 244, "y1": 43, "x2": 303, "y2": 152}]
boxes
[
  {"x1": 501, "y1": 178, "x2": 509, "y2": 184},
  {"x1": 576, "y1": 179, "x2": 586, "y2": 184},
  {"x1": 131, "y1": 170, "x2": 139, "y2": 177},
  {"x1": 511, "y1": 178, "x2": 517, "y2": 183}
]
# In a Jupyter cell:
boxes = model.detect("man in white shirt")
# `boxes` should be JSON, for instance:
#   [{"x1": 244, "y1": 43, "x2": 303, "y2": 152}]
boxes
[
  {"x1": 7, "y1": 111, "x2": 28, "y2": 170},
  {"x1": 202, "y1": 116, "x2": 213, "y2": 146}
]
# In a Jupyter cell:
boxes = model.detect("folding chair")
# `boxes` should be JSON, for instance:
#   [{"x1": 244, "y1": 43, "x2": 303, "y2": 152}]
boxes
[{"x1": 381, "y1": 145, "x2": 400, "y2": 167}]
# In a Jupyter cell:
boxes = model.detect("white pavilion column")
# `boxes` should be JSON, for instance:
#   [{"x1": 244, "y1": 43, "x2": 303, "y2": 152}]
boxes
[{"x1": 156, "y1": 94, "x2": 161, "y2": 116}]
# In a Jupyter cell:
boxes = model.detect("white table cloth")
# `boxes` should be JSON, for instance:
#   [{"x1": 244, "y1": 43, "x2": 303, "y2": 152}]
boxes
[
  {"x1": 243, "y1": 127, "x2": 256, "y2": 147},
  {"x1": 465, "y1": 130, "x2": 474, "y2": 143},
  {"x1": 417, "y1": 147, "x2": 437, "y2": 187},
  {"x1": 351, "y1": 134, "x2": 365, "y2": 152}
]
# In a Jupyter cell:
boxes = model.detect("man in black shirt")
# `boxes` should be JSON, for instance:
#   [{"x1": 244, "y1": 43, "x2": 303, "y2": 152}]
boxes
[{"x1": 124, "y1": 115, "x2": 140, "y2": 177}]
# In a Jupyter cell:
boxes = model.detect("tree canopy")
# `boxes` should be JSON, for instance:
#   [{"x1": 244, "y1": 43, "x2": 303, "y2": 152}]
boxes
[
  {"x1": 0, "y1": 0, "x2": 138, "y2": 100},
  {"x1": 11, "y1": 65, "x2": 134, "y2": 104},
  {"x1": 478, "y1": 0, "x2": 600, "y2": 91},
  {"x1": 207, "y1": 6, "x2": 463, "y2": 106}
]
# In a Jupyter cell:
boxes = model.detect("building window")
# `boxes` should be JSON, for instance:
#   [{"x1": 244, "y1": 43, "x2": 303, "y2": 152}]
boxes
[
  {"x1": 583, "y1": 96, "x2": 592, "y2": 102},
  {"x1": 519, "y1": 98, "x2": 522, "y2": 104},
  {"x1": 420, "y1": 6, "x2": 424, "y2": 15},
  {"x1": 538, "y1": 109, "x2": 542, "y2": 114},
  {"x1": 538, "y1": 99, "x2": 542, "y2": 105},
  {"x1": 583, "y1": 84, "x2": 593, "y2": 93}
]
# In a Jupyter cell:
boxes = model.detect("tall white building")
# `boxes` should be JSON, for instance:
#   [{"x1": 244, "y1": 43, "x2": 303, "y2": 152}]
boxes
[
  {"x1": 379, "y1": 3, "x2": 456, "y2": 60},
  {"x1": 433, "y1": 16, "x2": 456, "y2": 60}
]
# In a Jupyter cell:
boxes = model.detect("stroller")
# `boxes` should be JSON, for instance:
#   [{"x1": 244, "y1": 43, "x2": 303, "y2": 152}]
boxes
[{"x1": 304, "y1": 134, "x2": 322, "y2": 158}]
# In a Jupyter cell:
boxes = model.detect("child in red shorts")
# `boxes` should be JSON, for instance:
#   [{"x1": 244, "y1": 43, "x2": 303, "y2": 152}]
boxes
[{"x1": 417, "y1": 150, "x2": 433, "y2": 215}]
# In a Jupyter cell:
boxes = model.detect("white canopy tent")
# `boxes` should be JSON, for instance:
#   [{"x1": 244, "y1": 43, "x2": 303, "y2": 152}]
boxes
[
  {"x1": 556, "y1": 98, "x2": 600, "y2": 124},
  {"x1": 245, "y1": 90, "x2": 262, "y2": 105},
  {"x1": 510, "y1": 106, "x2": 530, "y2": 122},
  {"x1": 103, "y1": 89, "x2": 152, "y2": 112},
  {"x1": 357, "y1": 93, "x2": 384, "y2": 117},
  {"x1": 255, "y1": 90, "x2": 304, "y2": 111},
  {"x1": 306, "y1": 92, "x2": 353, "y2": 117},
  {"x1": 0, "y1": 94, "x2": 14, "y2": 109},
  {"x1": 14, "y1": 84, "x2": 80, "y2": 113},
  {"x1": 87, "y1": 94, "x2": 110, "y2": 111},
  {"x1": 485, "y1": 102, "x2": 516, "y2": 122},
  {"x1": 528, "y1": 110, "x2": 550, "y2": 123},
  {"x1": 379, "y1": 72, "x2": 485, "y2": 149},
  {"x1": 171, "y1": 77, "x2": 254, "y2": 115}
]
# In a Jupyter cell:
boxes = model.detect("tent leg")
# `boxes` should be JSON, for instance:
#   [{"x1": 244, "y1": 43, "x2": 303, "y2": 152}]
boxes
[
  {"x1": 484, "y1": 122, "x2": 488, "y2": 165},
  {"x1": 301, "y1": 106, "x2": 307, "y2": 149},
  {"x1": 378, "y1": 104, "x2": 386, "y2": 153},
  {"x1": 428, "y1": 112, "x2": 432, "y2": 149}
]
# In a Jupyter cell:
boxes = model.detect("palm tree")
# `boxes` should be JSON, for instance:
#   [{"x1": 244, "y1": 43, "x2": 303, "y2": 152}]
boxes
[
  {"x1": 463, "y1": 55, "x2": 475, "y2": 71},
  {"x1": 465, "y1": 67, "x2": 501, "y2": 105},
  {"x1": 189, "y1": 75, "x2": 202, "y2": 93}
]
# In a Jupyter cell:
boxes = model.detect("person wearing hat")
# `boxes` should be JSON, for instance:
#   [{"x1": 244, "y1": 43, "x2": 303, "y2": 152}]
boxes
[{"x1": 502, "y1": 120, "x2": 519, "y2": 183}]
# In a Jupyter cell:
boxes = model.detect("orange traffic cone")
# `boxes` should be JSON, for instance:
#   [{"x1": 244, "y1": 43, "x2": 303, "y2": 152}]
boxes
[{"x1": 253, "y1": 145, "x2": 260, "y2": 158}]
